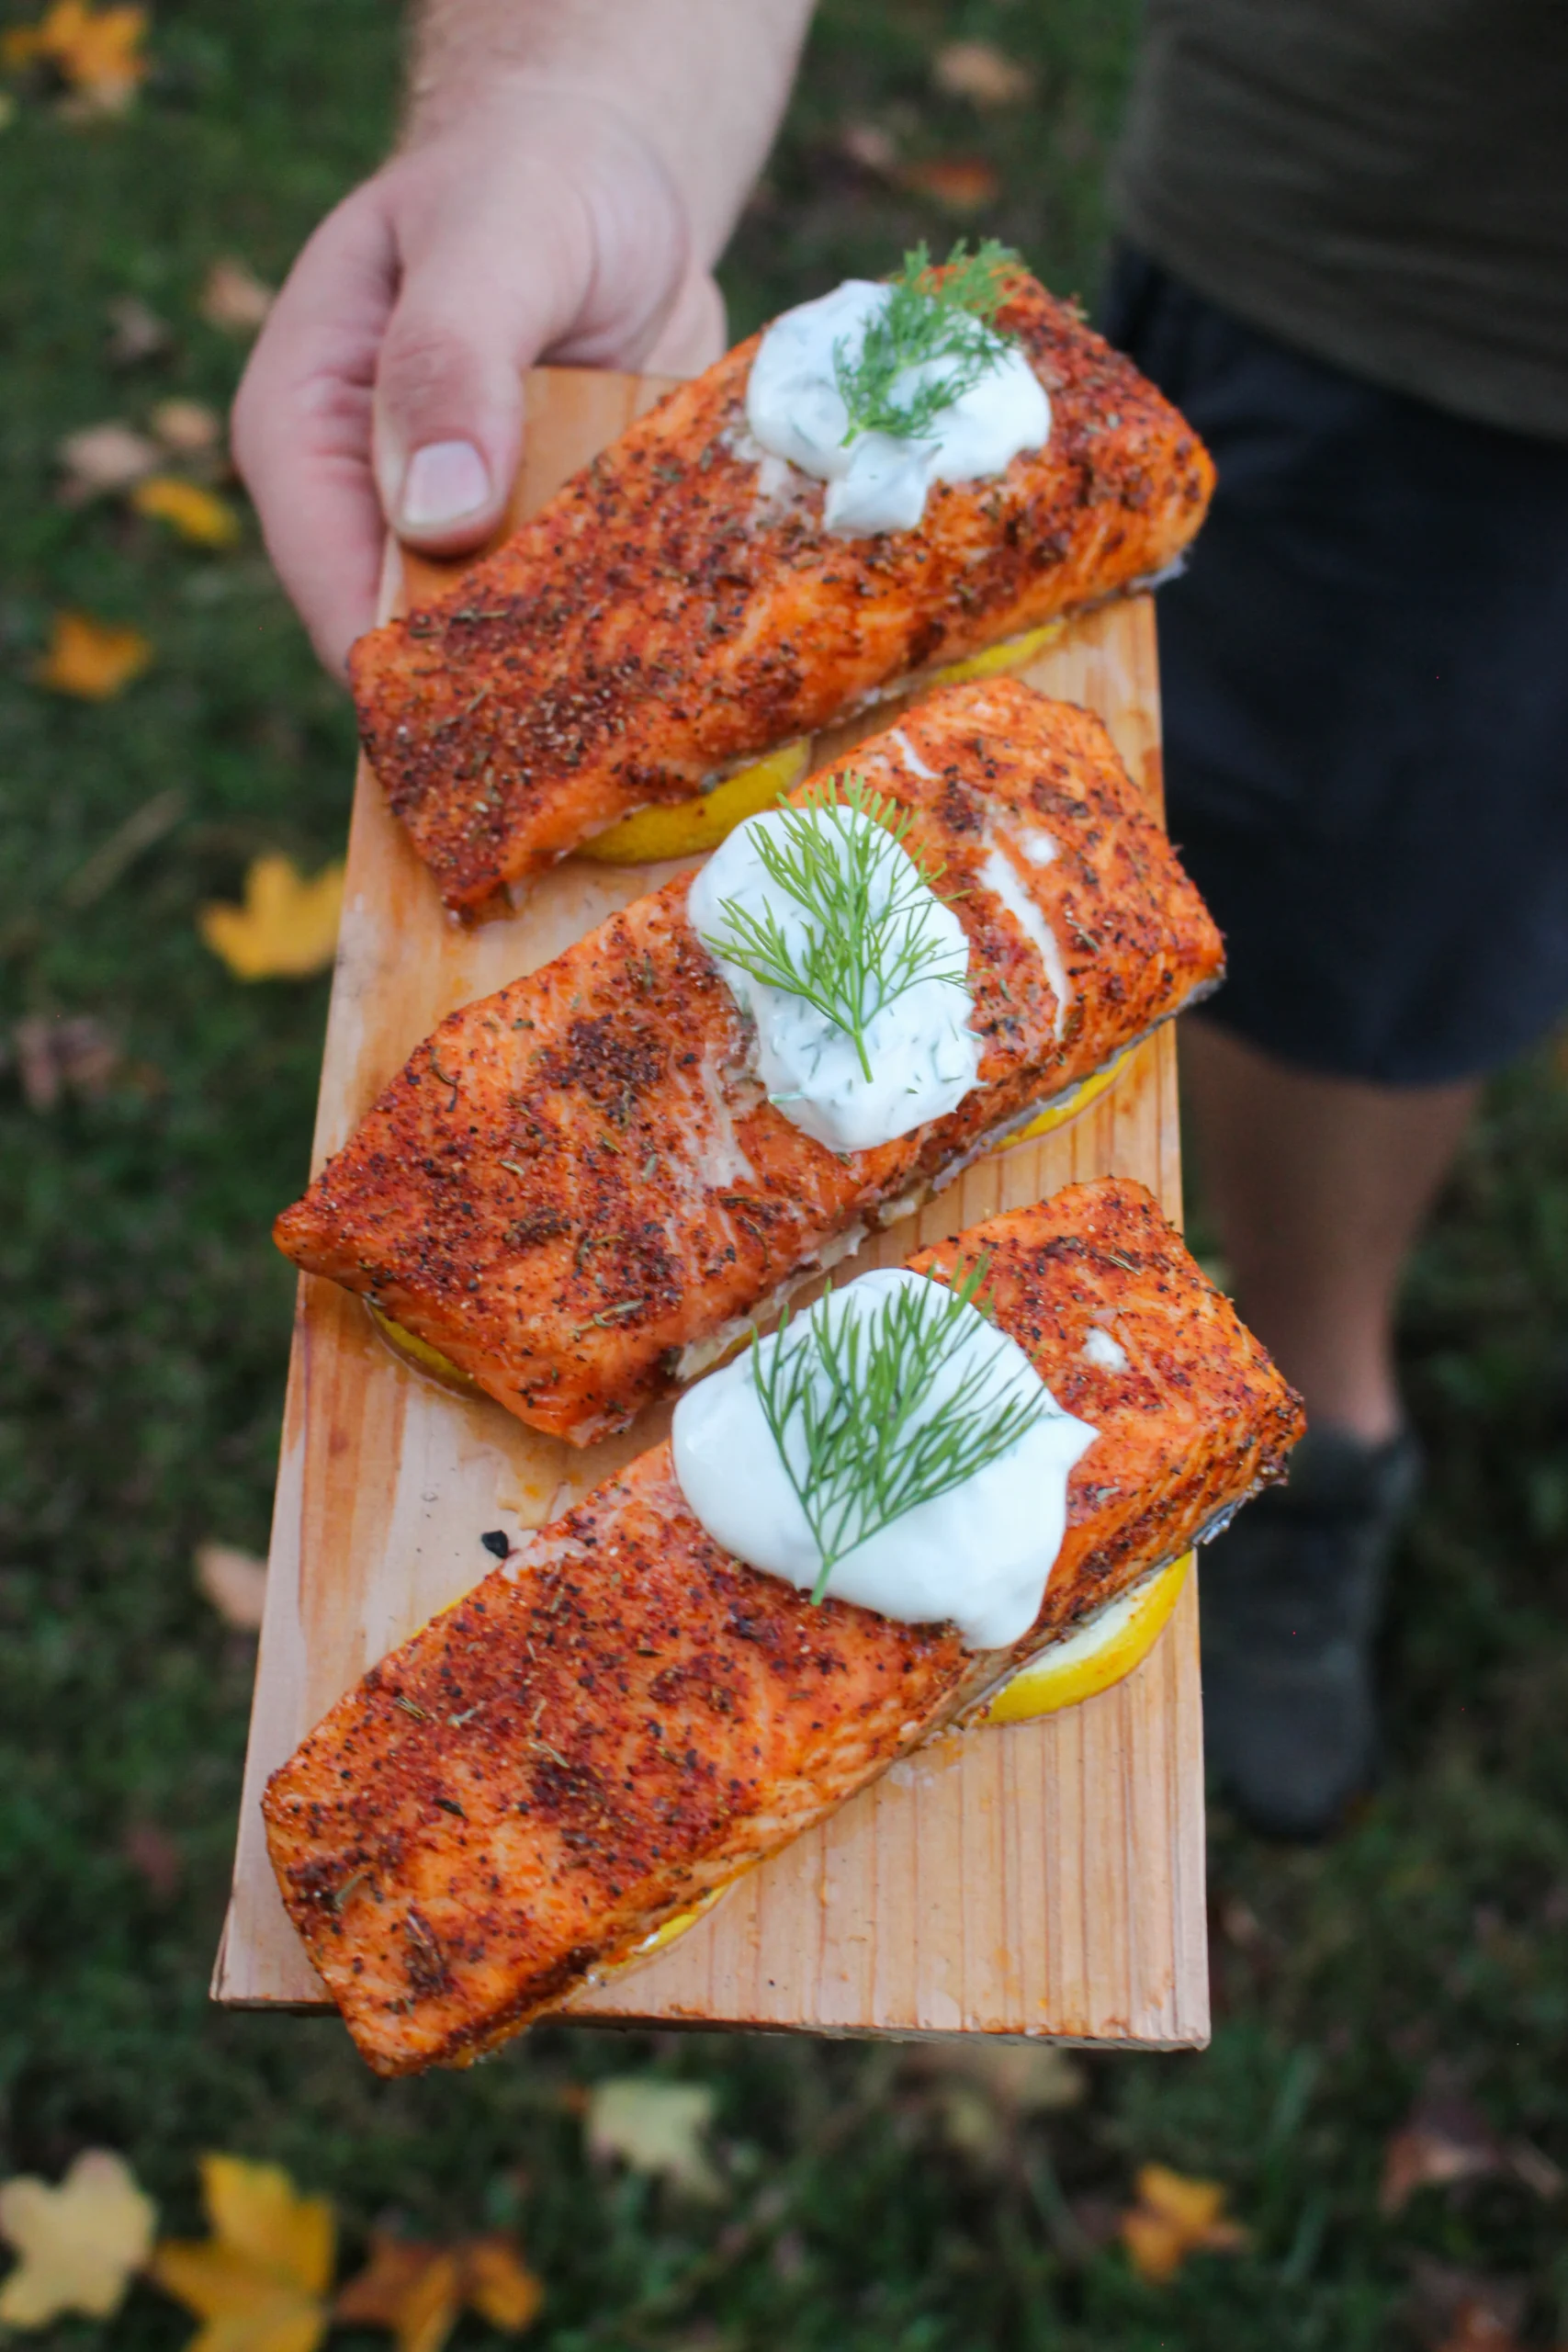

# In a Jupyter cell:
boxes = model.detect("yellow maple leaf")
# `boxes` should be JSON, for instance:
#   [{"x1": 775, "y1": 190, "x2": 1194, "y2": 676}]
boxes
[
  {"x1": 585, "y1": 2078, "x2": 724, "y2": 2200},
  {"x1": 198, "y1": 855, "x2": 344, "y2": 981},
  {"x1": 0, "y1": 2148, "x2": 156, "y2": 2327},
  {"x1": 150, "y1": 2154, "x2": 334, "y2": 2352},
  {"x1": 34, "y1": 609, "x2": 153, "y2": 699},
  {"x1": 132, "y1": 474, "x2": 242, "y2": 548},
  {"x1": 1119, "y1": 2163, "x2": 1247, "y2": 2285},
  {"x1": 11, "y1": 1, "x2": 148, "y2": 109}
]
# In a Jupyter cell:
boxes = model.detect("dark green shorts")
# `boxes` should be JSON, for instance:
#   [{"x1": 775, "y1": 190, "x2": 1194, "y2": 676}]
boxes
[{"x1": 1103, "y1": 245, "x2": 1568, "y2": 1085}]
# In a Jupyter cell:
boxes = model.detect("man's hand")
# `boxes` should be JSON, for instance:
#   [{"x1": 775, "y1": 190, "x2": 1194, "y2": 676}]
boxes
[
  {"x1": 233, "y1": 89, "x2": 719, "y2": 673},
  {"x1": 233, "y1": 2, "x2": 812, "y2": 674}
]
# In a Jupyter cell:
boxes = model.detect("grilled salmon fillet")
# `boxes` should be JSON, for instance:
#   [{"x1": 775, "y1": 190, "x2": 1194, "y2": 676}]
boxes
[
  {"x1": 275, "y1": 683, "x2": 1224, "y2": 1445},
  {"x1": 265, "y1": 1178, "x2": 1303, "y2": 2075},
  {"x1": 351, "y1": 273, "x2": 1214, "y2": 912}
]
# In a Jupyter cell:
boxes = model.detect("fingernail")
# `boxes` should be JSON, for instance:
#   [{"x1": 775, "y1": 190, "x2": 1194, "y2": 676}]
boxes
[{"x1": 399, "y1": 439, "x2": 491, "y2": 531}]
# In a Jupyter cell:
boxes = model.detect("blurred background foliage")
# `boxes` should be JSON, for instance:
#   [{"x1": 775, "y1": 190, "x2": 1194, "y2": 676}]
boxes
[{"x1": 3, "y1": 2, "x2": 1568, "y2": 2346}]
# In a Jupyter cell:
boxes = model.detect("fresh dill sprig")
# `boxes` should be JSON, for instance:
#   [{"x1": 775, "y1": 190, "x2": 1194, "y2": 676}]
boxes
[
  {"x1": 705, "y1": 772, "x2": 966, "y2": 1082},
  {"x1": 834, "y1": 239, "x2": 1024, "y2": 447},
  {"x1": 752, "y1": 1260, "x2": 1048, "y2": 1604}
]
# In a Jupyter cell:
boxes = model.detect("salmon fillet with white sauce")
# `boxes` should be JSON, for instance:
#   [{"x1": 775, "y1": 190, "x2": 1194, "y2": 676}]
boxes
[
  {"x1": 275, "y1": 683, "x2": 1224, "y2": 1444},
  {"x1": 264, "y1": 1178, "x2": 1303, "y2": 2075},
  {"x1": 351, "y1": 271, "x2": 1213, "y2": 913}
]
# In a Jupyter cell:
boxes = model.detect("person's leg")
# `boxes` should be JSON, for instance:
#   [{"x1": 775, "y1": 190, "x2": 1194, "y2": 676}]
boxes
[{"x1": 1180, "y1": 1019, "x2": 1480, "y2": 1443}]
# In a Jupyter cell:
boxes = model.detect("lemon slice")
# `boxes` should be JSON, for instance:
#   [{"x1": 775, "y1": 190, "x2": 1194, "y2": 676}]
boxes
[
  {"x1": 990, "y1": 1046, "x2": 1133, "y2": 1157},
  {"x1": 931, "y1": 619, "x2": 1066, "y2": 687},
  {"x1": 982, "y1": 1551, "x2": 1191, "y2": 1724},
  {"x1": 367, "y1": 1302, "x2": 483, "y2": 1397},
  {"x1": 579, "y1": 738, "x2": 811, "y2": 865}
]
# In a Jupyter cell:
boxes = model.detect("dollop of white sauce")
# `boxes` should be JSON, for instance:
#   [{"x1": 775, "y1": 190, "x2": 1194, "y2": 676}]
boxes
[
  {"x1": 1082, "y1": 1324, "x2": 1128, "y2": 1374},
  {"x1": 687, "y1": 804, "x2": 982, "y2": 1154},
  {"x1": 671, "y1": 1269, "x2": 1099, "y2": 1651},
  {"x1": 746, "y1": 279, "x2": 1051, "y2": 537}
]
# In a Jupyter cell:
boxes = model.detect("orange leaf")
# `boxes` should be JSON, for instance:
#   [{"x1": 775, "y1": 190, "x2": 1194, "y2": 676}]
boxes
[
  {"x1": 197, "y1": 854, "x2": 344, "y2": 981},
  {"x1": 931, "y1": 40, "x2": 1036, "y2": 108},
  {"x1": 897, "y1": 156, "x2": 1001, "y2": 214},
  {"x1": 461, "y1": 2236, "x2": 544, "y2": 2333},
  {"x1": 335, "y1": 2233, "x2": 542, "y2": 2352},
  {"x1": 132, "y1": 474, "x2": 241, "y2": 548},
  {"x1": 150, "y1": 2154, "x2": 333, "y2": 2352},
  {"x1": 25, "y1": 1, "x2": 147, "y2": 111},
  {"x1": 0, "y1": 2150, "x2": 156, "y2": 2327},
  {"x1": 34, "y1": 610, "x2": 152, "y2": 699},
  {"x1": 1119, "y1": 2164, "x2": 1247, "y2": 2285}
]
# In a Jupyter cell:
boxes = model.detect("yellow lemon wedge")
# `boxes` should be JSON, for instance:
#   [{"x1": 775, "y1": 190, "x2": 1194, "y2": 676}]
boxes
[
  {"x1": 622, "y1": 1877, "x2": 738, "y2": 1965},
  {"x1": 931, "y1": 619, "x2": 1066, "y2": 687},
  {"x1": 579, "y1": 739, "x2": 811, "y2": 865},
  {"x1": 982, "y1": 1551, "x2": 1192, "y2": 1724},
  {"x1": 367, "y1": 1302, "x2": 483, "y2": 1397},
  {"x1": 990, "y1": 1047, "x2": 1133, "y2": 1157}
]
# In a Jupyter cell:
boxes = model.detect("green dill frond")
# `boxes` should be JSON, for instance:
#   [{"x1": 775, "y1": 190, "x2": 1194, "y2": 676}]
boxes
[
  {"x1": 750, "y1": 1259, "x2": 1048, "y2": 1602},
  {"x1": 834, "y1": 238, "x2": 1025, "y2": 447},
  {"x1": 705, "y1": 771, "x2": 967, "y2": 1082}
]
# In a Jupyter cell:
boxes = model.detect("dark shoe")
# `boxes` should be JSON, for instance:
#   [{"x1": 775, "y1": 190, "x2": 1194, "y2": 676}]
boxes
[{"x1": 1200, "y1": 1424, "x2": 1421, "y2": 1838}]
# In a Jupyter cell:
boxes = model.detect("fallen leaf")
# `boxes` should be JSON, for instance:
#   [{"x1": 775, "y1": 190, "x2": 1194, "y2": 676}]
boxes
[
  {"x1": 151, "y1": 398, "x2": 223, "y2": 454},
  {"x1": 897, "y1": 156, "x2": 1001, "y2": 214},
  {"x1": 585, "y1": 2079, "x2": 724, "y2": 2200},
  {"x1": 7, "y1": 1, "x2": 148, "y2": 112},
  {"x1": 199, "y1": 257, "x2": 275, "y2": 334},
  {"x1": 107, "y1": 292, "x2": 172, "y2": 366},
  {"x1": 836, "y1": 119, "x2": 898, "y2": 175},
  {"x1": 1436, "y1": 2308, "x2": 1524, "y2": 2352},
  {"x1": 34, "y1": 608, "x2": 153, "y2": 699},
  {"x1": 132, "y1": 474, "x2": 241, "y2": 548},
  {"x1": 1381, "y1": 2096, "x2": 1505, "y2": 2216},
  {"x1": 197, "y1": 854, "x2": 344, "y2": 981},
  {"x1": 124, "y1": 1819, "x2": 183, "y2": 1901},
  {"x1": 0, "y1": 2149, "x2": 157, "y2": 2326},
  {"x1": 1119, "y1": 2164, "x2": 1247, "y2": 2285},
  {"x1": 932, "y1": 40, "x2": 1036, "y2": 107},
  {"x1": 151, "y1": 2154, "x2": 333, "y2": 2352},
  {"x1": 335, "y1": 2232, "x2": 542, "y2": 2352},
  {"x1": 62, "y1": 785, "x2": 186, "y2": 909},
  {"x1": 12, "y1": 1012, "x2": 120, "y2": 1110},
  {"x1": 56, "y1": 418, "x2": 161, "y2": 501},
  {"x1": 196, "y1": 1542, "x2": 268, "y2": 1632}
]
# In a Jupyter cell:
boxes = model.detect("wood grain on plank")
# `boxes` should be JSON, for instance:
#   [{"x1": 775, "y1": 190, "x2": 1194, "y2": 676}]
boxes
[{"x1": 213, "y1": 368, "x2": 1207, "y2": 2049}]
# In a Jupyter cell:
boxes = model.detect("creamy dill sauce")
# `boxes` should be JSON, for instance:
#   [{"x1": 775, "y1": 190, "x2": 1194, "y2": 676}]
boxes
[
  {"x1": 686, "y1": 803, "x2": 982, "y2": 1154},
  {"x1": 671, "y1": 1268, "x2": 1098, "y2": 1651},
  {"x1": 746, "y1": 279, "x2": 1050, "y2": 537}
]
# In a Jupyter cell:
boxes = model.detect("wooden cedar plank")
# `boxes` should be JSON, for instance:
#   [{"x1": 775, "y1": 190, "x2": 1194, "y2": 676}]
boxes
[{"x1": 213, "y1": 367, "x2": 1207, "y2": 2049}]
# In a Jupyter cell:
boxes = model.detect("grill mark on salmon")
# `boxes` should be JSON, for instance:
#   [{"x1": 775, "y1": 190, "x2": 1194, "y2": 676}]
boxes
[
  {"x1": 264, "y1": 1179, "x2": 1303, "y2": 2076},
  {"x1": 275, "y1": 684, "x2": 1224, "y2": 1444},
  {"x1": 350, "y1": 275, "x2": 1214, "y2": 912}
]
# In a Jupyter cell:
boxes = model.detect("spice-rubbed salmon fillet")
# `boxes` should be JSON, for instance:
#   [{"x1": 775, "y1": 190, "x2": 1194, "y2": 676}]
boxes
[
  {"x1": 265, "y1": 1179, "x2": 1303, "y2": 2076},
  {"x1": 351, "y1": 272, "x2": 1213, "y2": 913},
  {"x1": 275, "y1": 683, "x2": 1224, "y2": 1445}
]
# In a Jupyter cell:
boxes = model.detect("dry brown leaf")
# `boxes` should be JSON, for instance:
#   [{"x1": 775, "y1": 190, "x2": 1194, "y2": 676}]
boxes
[
  {"x1": 196, "y1": 1542, "x2": 269, "y2": 1633},
  {"x1": 35, "y1": 608, "x2": 152, "y2": 699},
  {"x1": 199, "y1": 257, "x2": 275, "y2": 334},
  {"x1": 106, "y1": 293, "x2": 171, "y2": 366},
  {"x1": 197, "y1": 854, "x2": 344, "y2": 981},
  {"x1": 56, "y1": 418, "x2": 161, "y2": 501},
  {"x1": 335, "y1": 2232, "x2": 543, "y2": 2352},
  {"x1": 932, "y1": 40, "x2": 1036, "y2": 108},
  {"x1": 132, "y1": 474, "x2": 241, "y2": 548},
  {"x1": 11, "y1": 1013, "x2": 119, "y2": 1111},
  {"x1": 0, "y1": 2150, "x2": 156, "y2": 2327},
  {"x1": 586, "y1": 2079, "x2": 724, "y2": 2200},
  {"x1": 1381, "y1": 2096, "x2": 1505, "y2": 2216},
  {"x1": 897, "y1": 155, "x2": 1001, "y2": 215},
  {"x1": 1118, "y1": 2163, "x2": 1247, "y2": 2285},
  {"x1": 150, "y1": 2154, "x2": 334, "y2": 2352},
  {"x1": 837, "y1": 119, "x2": 898, "y2": 175},
  {"x1": 151, "y1": 398, "x2": 223, "y2": 454},
  {"x1": 1435, "y1": 2307, "x2": 1524, "y2": 2352},
  {"x1": 6, "y1": 2, "x2": 149, "y2": 112}
]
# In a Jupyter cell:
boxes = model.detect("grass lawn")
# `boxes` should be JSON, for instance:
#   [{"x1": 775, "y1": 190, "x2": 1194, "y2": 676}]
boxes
[{"x1": 3, "y1": 3, "x2": 1568, "y2": 2346}]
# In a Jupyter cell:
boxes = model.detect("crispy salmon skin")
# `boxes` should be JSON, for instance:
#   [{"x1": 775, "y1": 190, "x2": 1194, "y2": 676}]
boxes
[
  {"x1": 264, "y1": 1179, "x2": 1303, "y2": 2076},
  {"x1": 275, "y1": 682, "x2": 1224, "y2": 1444},
  {"x1": 351, "y1": 273, "x2": 1214, "y2": 911}
]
